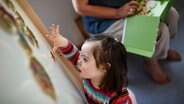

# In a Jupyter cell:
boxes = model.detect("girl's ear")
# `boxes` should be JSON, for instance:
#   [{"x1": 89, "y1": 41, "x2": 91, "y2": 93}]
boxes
[
  {"x1": 101, "y1": 69, "x2": 107, "y2": 74},
  {"x1": 99, "y1": 63, "x2": 111, "y2": 71},
  {"x1": 99, "y1": 64, "x2": 106, "y2": 74},
  {"x1": 106, "y1": 63, "x2": 111, "y2": 69},
  {"x1": 100, "y1": 63, "x2": 111, "y2": 73},
  {"x1": 99, "y1": 64, "x2": 105, "y2": 70}
]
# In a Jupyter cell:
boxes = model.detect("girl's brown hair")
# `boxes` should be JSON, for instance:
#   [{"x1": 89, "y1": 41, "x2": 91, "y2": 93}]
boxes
[{"x1": 86, "y1": 35, "x2": 128, "y2": 92}]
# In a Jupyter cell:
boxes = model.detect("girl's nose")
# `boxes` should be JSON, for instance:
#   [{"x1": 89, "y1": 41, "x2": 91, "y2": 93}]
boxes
[{"x1": 77, "y1": 60, "x2": 82, "y2": 67}]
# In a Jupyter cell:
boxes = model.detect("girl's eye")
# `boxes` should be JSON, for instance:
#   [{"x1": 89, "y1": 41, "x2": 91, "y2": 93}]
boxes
[
  {"x1": 79, "y1": 54, "x2": 88, "y2": 62},
  {"x1": 83, "y1": 58, "x2": 88, "y2": 62}
]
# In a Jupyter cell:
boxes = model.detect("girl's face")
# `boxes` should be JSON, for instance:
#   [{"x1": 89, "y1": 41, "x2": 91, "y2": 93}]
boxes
[{"x1": 77, "y1": 42, "x2": 105, "y2": 80}]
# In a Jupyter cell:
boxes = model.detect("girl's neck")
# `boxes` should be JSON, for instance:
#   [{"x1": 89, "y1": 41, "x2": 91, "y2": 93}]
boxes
[{"x1": 91, "y1": 78, "x2": 101, "y2": 89}]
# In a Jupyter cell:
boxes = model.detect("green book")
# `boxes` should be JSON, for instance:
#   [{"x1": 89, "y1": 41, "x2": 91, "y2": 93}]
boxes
[
  {"x1": 122, "y1": 15, "x2": 159, "y2": 57},
  {"x1": 122, "y1": 0, "x2": 174, "y2": 57}
]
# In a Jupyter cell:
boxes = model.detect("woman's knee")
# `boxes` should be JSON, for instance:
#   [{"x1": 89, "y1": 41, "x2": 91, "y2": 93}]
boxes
[
  {"x1": 170, "y1": 7, "x2": 179, "y2": 20},
  {"x1": 158, "y1": 23, "x2": 170, "y2": 39}
]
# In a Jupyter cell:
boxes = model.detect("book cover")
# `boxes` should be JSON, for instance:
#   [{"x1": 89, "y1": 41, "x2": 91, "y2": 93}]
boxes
[
  {"x1": 122, "y1": 0, "x2": 174, "y2": 57},
  {"x1": 122, "y1": 15, "x2": 160, "y2": 57}
]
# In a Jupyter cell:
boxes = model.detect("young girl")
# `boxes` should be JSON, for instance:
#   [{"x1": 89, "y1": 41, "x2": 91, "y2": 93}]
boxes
[{"x1": 46, "y1": 24, "x2": 137, "y2": 104}]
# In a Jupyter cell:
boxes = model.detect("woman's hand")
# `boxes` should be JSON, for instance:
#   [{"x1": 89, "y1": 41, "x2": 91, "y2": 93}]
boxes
[
  {"x1": 116, "y1": 0, "x2": 138, "y2": 18},
  {"x1": 46, "y1": 24, "x2": 68, "y2": 52}
]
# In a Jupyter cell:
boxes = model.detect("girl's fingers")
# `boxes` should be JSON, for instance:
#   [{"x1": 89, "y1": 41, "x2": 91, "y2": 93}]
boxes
[
  {"x1": 48, "y1": 24, "x2": 61, "y2": 40},
  {"x1": 52, "y1": 24, "x2": 55, "y2": 27},
  {"x1": 46, "y1": 34, "x2": 54, "y2": 41},
  {"x1": 56, "y1": 25, "x2": 60, "y2": 34},
  {"x1": 53, "y1": 46, "x2": 58, "y2": 53},
  {"x1": 49, "y1": 27, "x2": 54, "y2": 35},
  {"x1": 49, "y1": 24, "x2": 59, "y2": 36}
]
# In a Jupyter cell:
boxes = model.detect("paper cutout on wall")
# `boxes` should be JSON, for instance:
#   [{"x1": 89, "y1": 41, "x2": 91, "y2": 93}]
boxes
[
  {"x1": 0, "y1": 6, "x2": 17, "y2": 34},
  {"x1": 1, "y1": 1, "x2": 56, "y2": 100},
  {"x1": 2, "y1": 0, "x2": 16, "y2": 13},
  {"x1": 14, "y1": 12, "x2": 39, "y2": 48},
  {"x1": 48, "y1": 51, "x2": 56, "y2": 63},
  {"x1": 14, "y1": 11, "x2": 25, "y2": 27},
  {"x1": 30, "y1": 56, "x2": 56, "y2": 100},
  {"x1": 0, "y1": 0, "x2": 39, "y2": 50},
  {"x1": 14, "y1": 11, "x2": 37, "y2": 48},
  {"x1": 24, "y1": 26, "x2": 39, "y2": 48},
  {"x1": 18, "y1": 31, "x2": 32, "y2": 55}
]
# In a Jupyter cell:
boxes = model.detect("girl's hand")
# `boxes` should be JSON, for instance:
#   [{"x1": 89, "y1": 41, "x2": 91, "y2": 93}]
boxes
[
  {"x1": 116, "y1": 0, "x2": 138, "y2": 18},
  {"x1": 46, "y1": 24, "x2": 68, "y2": 52}
]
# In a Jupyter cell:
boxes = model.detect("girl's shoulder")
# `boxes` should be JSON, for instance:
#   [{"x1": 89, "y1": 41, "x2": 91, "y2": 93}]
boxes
[
  {"x1": 110, "y1": 90, "x2": 131, "y2": 104},
  {"x1": 82, "y1": 79, "x2": 133, "y2": 104},
  {"x1": 82, "y1": 79, "x2": 113, "y2": 103}
]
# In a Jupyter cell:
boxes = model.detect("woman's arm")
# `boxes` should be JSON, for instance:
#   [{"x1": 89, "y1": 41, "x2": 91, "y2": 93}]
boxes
[{"x1": 72, "y1": 0, "x2": 138, "y2": 19}]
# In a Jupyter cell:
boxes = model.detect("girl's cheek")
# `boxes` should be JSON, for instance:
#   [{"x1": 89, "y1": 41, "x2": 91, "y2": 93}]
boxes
[{"x1": 79, "y1": 67, "x2": 84, "y2": 72}]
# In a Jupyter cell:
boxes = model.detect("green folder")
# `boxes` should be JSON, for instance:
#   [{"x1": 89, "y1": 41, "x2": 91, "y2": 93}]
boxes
[
  {"x1": 122, "y1": 0, "x2": 174, "y2": 57},
  {"x1": 122, "y1": 15, "x2": 159, "y2": 57}
]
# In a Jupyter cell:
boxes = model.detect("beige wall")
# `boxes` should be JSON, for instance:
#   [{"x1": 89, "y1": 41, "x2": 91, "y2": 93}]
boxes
[{"x1": 28, "y1": 0, "x2": 85, "y2": 47}]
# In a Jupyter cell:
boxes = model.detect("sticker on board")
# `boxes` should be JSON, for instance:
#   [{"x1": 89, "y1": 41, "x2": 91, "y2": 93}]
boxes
[{"x1": 30, "y1": 56, "x2": 56, "y2": 100}]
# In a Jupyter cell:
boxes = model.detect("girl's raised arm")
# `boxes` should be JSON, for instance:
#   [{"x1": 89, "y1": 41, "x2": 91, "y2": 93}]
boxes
[{"x1": 46, "y1": 24, "x2": 68, "y2": 52}]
